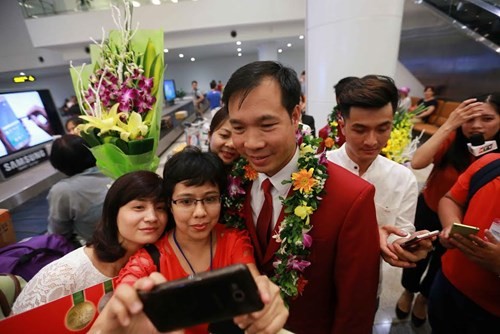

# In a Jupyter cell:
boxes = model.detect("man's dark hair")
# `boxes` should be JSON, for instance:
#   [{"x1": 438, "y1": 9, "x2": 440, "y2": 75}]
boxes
[
  {"x1": 49, "y1": 134, "x2": 96, "y2": 176},
  {"x1": 222, "y1": 61, "x2": 301, "y2": 116},
  {"x1": 334, "y1": 76, "x2": 358, "y2": 100},
  {"x1": 162, "y1": 146, "x2": 227, "y2": 230},
  {"x1": 192, "y1": 80, "x2": 198, "y2": 85},
  {"x1": 210, "y1": 80, "x2": 217, "y2": 89},
  {"x1": 90, "y1": 170, "x2": 165, "y2": 262},
  {"x1": 337, "y1": 75, "x2": 399, "y2": 119}
]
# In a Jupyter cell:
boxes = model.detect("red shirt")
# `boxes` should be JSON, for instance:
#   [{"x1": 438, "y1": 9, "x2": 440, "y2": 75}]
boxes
[
  {"x1": 443, "y1": 153, "x2": 500, "y2": 316},
  {"x1": 117, "y1": 224, "x2": 255, "y2": 333},
  {"x1": 423, "y1": 132, "x2": 474, "y2": 212}
]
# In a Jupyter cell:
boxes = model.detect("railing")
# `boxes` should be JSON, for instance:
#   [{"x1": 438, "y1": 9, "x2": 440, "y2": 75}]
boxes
[
  {"x1": 19, "y1": 0, "x2": 196, "y2": 19},
  {"x1": 423, "y1": 0, "x2": 500, "y2": 47}
]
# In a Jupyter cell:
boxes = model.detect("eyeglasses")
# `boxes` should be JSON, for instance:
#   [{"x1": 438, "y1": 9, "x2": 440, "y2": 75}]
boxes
[{"x1": 171, "y1": 196, "x2": 221, "y2": 209}]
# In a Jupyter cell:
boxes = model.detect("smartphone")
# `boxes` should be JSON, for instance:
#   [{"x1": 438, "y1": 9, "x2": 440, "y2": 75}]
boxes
[
  {"x1": 0, "y1": 96, "x2": 31, "y2": 153},
  {"x1": 450, "y1": 222, "x2": 480, "y2": 237},
  {"x1": 138, "y1": 264, "x2": 264, "y2": 332},
  {"x1": 401, "y1": 230, "x2": 440, "y2": 249}
]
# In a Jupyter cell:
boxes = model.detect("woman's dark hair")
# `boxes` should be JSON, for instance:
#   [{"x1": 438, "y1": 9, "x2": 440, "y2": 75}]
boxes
[
  {"x1": 222, "y1": 60, "x2": 301, "y2": 117},
  {"x1": 438, "y1": 92, "x2": 500, "y2": 171},
  {"x1": 65, "y1": 116, "x2": 84, "y2": 132},
  {"x1": 162, "y1": 146, "x2": 227, "y2": 230},
  {"x1": 90, "y1": 170, "x2": 165, "y2": 262},
  {"x1": 337, "y1": 75, "x2": 399, "y2": 119},
  {"x1": 50, "y1": 134, "x2": 96, "y2": 176},
  {"x1": 209, "y1": 106, "x2": 229, "y2": 135}
]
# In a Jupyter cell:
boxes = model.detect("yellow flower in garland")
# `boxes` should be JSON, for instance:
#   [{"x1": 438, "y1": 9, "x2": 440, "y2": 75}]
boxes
[
  {"x1": 299, "y1": 143, "x2": 316, "y2": 155},
  {"x1": 292, "y1": 168, "x2": 318, "y2": 194},
  {"x1": 294, "y1": 203, "x2": 313, "y2": 224}
]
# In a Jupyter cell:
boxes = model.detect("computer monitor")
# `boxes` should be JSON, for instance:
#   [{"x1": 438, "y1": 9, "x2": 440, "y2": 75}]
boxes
[
  {"x1": 0, "y1": 89, "x2": 64, "y2": 179},
  {"x1": 164, "y1": 79, "x2": 177, "y2": 105}
]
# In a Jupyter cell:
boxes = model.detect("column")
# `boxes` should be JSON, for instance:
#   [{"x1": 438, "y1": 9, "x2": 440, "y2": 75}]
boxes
[
  {"x1": 306, "y1": 0, "x2": 405, "y2": 127},
  {"x1": 258, "y1": 42, "x2": 278, "y2": 61}
]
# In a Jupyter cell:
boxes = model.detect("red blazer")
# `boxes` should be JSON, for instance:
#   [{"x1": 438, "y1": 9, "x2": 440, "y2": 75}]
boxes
[
  {"x1": 243, "y1": 161, "x2": 380, "y2": 334},
  {"x1": 317, "y1": 125, "x2": 346, "y2": 153}
]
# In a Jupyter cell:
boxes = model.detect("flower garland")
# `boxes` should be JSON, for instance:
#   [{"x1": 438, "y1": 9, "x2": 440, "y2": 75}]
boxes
[
  {"x1": 323, "y1": 106, "x2": 341, "y2": 150},
  {"x1": 222, "y1": 132, "x2": 328, "y2": 303}
]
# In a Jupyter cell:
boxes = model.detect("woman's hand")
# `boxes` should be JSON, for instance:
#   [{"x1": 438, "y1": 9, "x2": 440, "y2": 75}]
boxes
[{"x1": 443, "y1": 98, "x2": 482, "y2": 130}]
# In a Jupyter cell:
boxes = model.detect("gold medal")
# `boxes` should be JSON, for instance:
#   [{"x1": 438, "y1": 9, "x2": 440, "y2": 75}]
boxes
[{"x1": 65, "y1": 290, "x2": 96, "y2": 331}]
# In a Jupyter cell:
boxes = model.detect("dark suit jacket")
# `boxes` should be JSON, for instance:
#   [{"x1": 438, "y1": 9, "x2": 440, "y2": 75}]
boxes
[
  {"x1": 243, "y1": 161, "x2": 380, "y2": 334},
  {"x1": 301, "y1": 114, "x2": 316, "y2": 137}
]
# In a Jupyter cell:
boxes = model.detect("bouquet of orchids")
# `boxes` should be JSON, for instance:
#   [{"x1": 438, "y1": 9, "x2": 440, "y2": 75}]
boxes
[
  {"x1": 70, "y1": 0, "x2": 164, "y2": 179},
  {"x1": 381, "y1": 104, "x2": 426, "y2": 164}
]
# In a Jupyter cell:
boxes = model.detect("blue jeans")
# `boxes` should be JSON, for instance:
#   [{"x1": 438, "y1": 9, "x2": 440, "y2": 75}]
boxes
[{"x1": 428, "y1": 269, "x2": 500, "y2": 334}]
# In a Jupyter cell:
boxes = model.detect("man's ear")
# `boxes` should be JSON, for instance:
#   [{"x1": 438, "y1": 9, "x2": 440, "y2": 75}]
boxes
[
  {"x1": 292, "y1": 105, "x2": 301, "y2": 128},
  {"x1": 338, "y1": 116, "x2": 346, "y2": 136}
]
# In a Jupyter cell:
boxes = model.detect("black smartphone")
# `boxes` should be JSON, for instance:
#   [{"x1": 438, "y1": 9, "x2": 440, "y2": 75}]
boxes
[
  {"x1": 401, "y1": 230, "x2": 440, "y2": 249},
  {"x1": 138, "y1": 264, "x2": 264, "y2": 332}
]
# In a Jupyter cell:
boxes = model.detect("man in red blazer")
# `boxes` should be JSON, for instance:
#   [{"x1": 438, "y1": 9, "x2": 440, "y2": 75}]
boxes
[{"x1": 223, "y1": 61, "x2": 380, "y2": 334}]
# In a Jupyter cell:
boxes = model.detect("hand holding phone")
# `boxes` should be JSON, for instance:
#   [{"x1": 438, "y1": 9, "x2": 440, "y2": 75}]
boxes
[
  {"x1": 138, "y1": 264, "x2": 264, "y2": 332},
  {"x1": 401, "y1": 230, "x2": 439, "y2": 249},
  {"x1": 450, "y1": 222, "x2": 480, "y2": 237}
]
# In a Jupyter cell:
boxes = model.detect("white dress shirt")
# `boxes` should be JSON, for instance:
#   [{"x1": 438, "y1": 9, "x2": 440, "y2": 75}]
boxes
[
  {"x1": 327, "y1": 144, "x2": 417, "y2": 244},
  {"x1": 250, "y1": 148, "x2": 299, "y2": 230}
]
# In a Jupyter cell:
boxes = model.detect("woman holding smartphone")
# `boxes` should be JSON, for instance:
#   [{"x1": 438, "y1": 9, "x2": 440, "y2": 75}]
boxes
[
  {"x1": 116, "y1": 147, "x2": 287, "y2": 334},
  {"x1": 396, "y1": 93, "x2": 500, "y2": 326}
]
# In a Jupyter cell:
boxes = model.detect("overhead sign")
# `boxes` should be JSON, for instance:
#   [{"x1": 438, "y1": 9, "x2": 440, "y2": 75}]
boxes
[{"x1": 12, "y1": 75, "x2": 36, "y2": 83}]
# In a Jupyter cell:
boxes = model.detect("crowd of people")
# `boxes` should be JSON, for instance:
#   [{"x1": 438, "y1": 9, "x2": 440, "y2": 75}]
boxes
[{"x1": 2, "y1": 60, "x2": 499, "y2": 334}]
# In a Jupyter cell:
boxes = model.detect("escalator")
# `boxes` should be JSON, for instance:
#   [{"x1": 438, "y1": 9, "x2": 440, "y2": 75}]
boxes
[{"x1": 399, "y1": 0, "x2": 500, "y2": 101}]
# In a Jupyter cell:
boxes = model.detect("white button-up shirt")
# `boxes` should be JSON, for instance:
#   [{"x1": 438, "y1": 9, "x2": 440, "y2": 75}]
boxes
[{"x1": 327, "y1": 144, "x2": 417, "y2": 244}]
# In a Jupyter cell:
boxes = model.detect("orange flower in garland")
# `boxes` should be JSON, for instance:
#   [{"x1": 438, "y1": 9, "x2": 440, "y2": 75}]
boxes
[
  {"x1": 243, "y1": 164, "x2": 258, "y2": 181},
  {"x1": 292, "y1": 168, "x2": 318, "y2": 194},
  {"x1": 324, "y1": 137, "x2": 335, "y2": 149}
]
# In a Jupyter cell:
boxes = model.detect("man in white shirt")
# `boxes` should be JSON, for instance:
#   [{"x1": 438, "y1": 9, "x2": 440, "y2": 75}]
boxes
[{"x1": 326, "y1": 75, "x2": 434, "y2": 300}]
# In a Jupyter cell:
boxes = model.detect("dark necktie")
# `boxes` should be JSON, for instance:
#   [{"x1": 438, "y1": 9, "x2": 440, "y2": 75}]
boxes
[{"x1": 256, "y1": 178, "x2": 273, "y2": 251}]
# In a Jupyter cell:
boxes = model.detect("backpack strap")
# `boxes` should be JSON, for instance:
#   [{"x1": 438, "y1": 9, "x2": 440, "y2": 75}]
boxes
[
  {"x1": 465, "y1": 159, "x2": 500, "y2": 211},
  {"x1": 0, "y1": 274, "x2": 23, "y2": 317},
  {"x1": 144, "y1": 244, "x2": 160, "y2": 272}
]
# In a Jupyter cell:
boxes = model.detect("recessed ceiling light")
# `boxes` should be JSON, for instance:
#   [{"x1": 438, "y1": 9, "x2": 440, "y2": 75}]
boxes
[
  {"x1": 238, "y1": 53, "x2": 242, "y2": 57},
  {"x1": 299, "y1": 35, "x2": 304, "y2": 39},
  {"x1": 496, "y1": 47, "x2": 500, "y2": 53},
  {"x1": 131, "y1": 1, "x2": 140, "y2": 7},
  {"x1": 236, "y1": 41, "x2": 242, "y2": 45},
  {"x1": 171, "y1": 0, "x2": 179, "y2": 3},
  {"x1": 237, "y1": 48, "x2": 242, "y2": 52},
  {"x1": 152, "y1": 0, "x2": 161, "y2": 5},
  {"x1": 163, "y1": 48, "x2": 169, "y2": 53},
  {"x1": 287, "y1": 43, "x2": 292, "y2": 47},
  {"x1": 179, "y1": 53, "x2": 184, "y2": 58},
  {"x1": 19, "y1": 72, "x2": 25, "y2": 75},
  {"x1": 278, "y1": 49, "x2": 283, "y2": 53},
  {"x1": 191, "y1": 57, "x2": 196, "y2": 61}
]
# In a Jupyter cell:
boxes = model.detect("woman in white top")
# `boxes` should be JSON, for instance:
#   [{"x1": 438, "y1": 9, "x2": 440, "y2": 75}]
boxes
[{"x1": 12, "y1": 170, "x2": 167, "y2": 314}]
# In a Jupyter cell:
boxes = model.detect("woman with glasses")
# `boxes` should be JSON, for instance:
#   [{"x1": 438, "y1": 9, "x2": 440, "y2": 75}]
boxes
[{"x1": 116, "y1": 146, "x2": 286, "y2": 333}]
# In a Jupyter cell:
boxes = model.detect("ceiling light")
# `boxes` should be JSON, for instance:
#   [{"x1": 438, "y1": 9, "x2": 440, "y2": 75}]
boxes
[
  {"x1": 190, "y1": 57, "x2": 196, "y2": 61},
  {"x1": 131, "y1": 1, "x2": 140, "y2": 7},
  {"x1": 236, "y1": 41, "x2": 242, "y2": 45},
  {"x1": 278, "y1": 49, "x2": 283, "y2": 53},
  {"x1": 299, "y1": 35, "x2": 304, "y2": 39},
  {"x1": 237, "y1": 48, "x2": 242, "y2": 52},
  {"x1": 238, "y1": 53, "x2": 242, "y2": 57},
  {"x1": 496, "y1": 48, "x2": 500, "y2": 53},
  {"x1": 179, "y1": 53, "x2": 184, "y2": 58},
  {"x1": 152, "y1": 0, "x2": 161, "y2": 5},
  {"x1": 287, "y1": 43, "x2": 292, "y2": 47},
  {"x1": 19, "y1": 72, "x2": 25, "y2": 75},
  {"x1": 171, "y1": 0, "x2": 179, "y2": 3},
  {"x1": 163, "y1": 48, "x2": 169, "y2": 53}
]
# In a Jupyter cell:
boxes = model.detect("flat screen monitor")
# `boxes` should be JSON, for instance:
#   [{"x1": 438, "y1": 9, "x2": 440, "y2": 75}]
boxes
[
  {"x1": 164, "y1": 79, "x2": 177, "y2": 105},
  {"x1": 0, "y1": 90, "x2": 63, "y2": 159}
]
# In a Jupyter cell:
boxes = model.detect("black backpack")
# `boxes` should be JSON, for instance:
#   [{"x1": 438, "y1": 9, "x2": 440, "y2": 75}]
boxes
[{"x1": 464, "y1": 158, "x2": 500, "y2": 211}]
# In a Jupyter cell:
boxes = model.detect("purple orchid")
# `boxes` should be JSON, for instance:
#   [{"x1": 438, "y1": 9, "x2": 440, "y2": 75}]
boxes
[
  {"x1": 287, "y1": 257, "x2": 311, "y2": 272},
  {"x1": 302, "y1": 232, "x2": 312, "y2": 248},
  {"x1": 227, "y1": 176, "x2": 246, "y2": 197}
]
